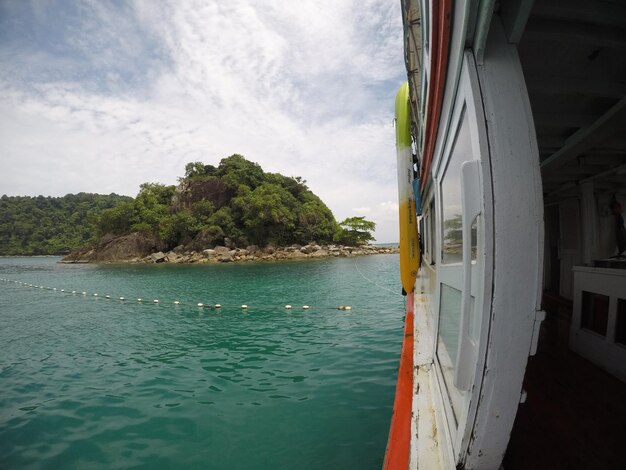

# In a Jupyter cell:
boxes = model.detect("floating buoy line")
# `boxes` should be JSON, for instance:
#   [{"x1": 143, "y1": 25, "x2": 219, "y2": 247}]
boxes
[
  {"x1": 0, "y1": 278, "x2": 353, "y2": 312},
  {"x1": 353, "y1": 258, "x2": 400, "y2": 296}
]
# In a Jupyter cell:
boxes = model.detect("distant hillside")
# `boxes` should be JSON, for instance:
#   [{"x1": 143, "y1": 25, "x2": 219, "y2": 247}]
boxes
[{"x1": 0, "y1": 193, "x2": 132, "y2": 255}]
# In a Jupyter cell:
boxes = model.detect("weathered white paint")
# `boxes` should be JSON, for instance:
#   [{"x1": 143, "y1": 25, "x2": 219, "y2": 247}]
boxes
[
  {"x1": 412, "y1": 47, "x2": 496, "y2": 468},
  {"x1": 460, "y1": 54, "x2": 494, "y2": 468},
  {"x1": 465, "y1": 17, "x2": 544, "y2": 469},
  {"x1": 406, "y1": 2, "x2": 546, "y2": 468},
  {"x1": 412, "y1": 294, "x2": 444, "y2": 469}
]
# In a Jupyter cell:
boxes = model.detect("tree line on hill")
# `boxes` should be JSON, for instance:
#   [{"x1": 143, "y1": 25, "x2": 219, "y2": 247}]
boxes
[
  {"x1": 0, "y1": 155, "x2": 376, "y2": 255},
  {"x1": 0, "y1": 193, "x2": 132, "y2": 255}
]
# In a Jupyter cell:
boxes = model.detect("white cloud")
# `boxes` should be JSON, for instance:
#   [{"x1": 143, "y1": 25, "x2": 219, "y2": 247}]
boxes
[
  {"x1": 0, "y1": 0, "x2": 405, "y2": 242},
  {"x1": 351, "y1": 201, "x2": 400, "y2": 243}
]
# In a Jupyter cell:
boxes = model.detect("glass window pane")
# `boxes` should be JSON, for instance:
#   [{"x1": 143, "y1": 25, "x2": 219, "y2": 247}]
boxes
[
  {"x1": 437, "y1": 283, "x2": 464, "y2": 421},
  {"x1": 471, "y1": 216, "x2": 478, "y2": 262},
  {"x1": 439, "y1": 284, "x2": 461, "y2": 362},
  {"x1": 430, "y1": 199, "x2": 436, "y2": 264},
  {"x1": 441, "y1": 109, "x2": 473, "y2": 264}
]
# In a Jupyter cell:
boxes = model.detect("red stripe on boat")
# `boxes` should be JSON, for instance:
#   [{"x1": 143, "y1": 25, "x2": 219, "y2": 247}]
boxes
[
  {"x1": 383, "y1": 291, "x2": 414, "y2": 470},
  {"x1": 420, "y1": 0, "x2": 452, "y2": 188}
]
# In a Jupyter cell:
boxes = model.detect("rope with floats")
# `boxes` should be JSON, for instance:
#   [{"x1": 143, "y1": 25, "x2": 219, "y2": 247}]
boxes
[
  {"x1": 353, "y1": 259, "x2": 400, "y2": 296},
  {"x1": 0, "y1": 278, "x2": 353, "y2": 311}
]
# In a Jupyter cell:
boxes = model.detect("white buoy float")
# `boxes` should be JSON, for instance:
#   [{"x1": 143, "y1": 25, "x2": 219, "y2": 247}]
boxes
[
  {"x1": 93, "y1": 293, "x2": 98, "y2": 297},
  {"x1": 285, "y1": 305, "x2": 292, "y2": 309},
  {"x1": 137, "y1": 298, "x2": 142, "y2": 302},
  {"x1": 105, "y1": 295, "x2": 110, "y2": 299},
  {"x1": 153, "y1": 299, "x2": 159, "y2": 303},
  {"x1": 174, "y1": 301, "x2": 180, "y2": 305},
  {"x1": 241, "y1": 304, "x2": 248, "y2": 309},
  {"x1": 119, "y1": 297, "x2": 125, "y2": 301},
  {"x1": 215, "y1": 304, "x2": 221, "y2": 308},
  {"x1": 197, "y1": 303, "x2": 204, "y2": 307},
  {"x1": 82, "y1": 292, "x2": 86, "y2": 295},
  {"x1": 302, "y1": 305, "x2": 310, "y2": 310}
]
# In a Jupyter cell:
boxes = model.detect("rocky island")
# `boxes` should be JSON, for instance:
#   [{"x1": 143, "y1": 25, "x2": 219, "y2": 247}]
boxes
[
  {"x1": 60, "y1": 155, "x2": 397, "y2": 264},
  {"x1": 62, "y1": 232, "x2": 397, "y2": 264}
]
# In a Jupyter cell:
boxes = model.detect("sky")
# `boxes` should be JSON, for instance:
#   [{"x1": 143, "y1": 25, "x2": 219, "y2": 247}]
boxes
[{"x1": 0, "y1": 0, "x2": 407, "y2": 243}]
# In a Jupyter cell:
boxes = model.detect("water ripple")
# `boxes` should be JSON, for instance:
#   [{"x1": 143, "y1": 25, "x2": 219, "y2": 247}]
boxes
[{"x1": 1, "y1": 255, "x2": 403, "y2": 470}]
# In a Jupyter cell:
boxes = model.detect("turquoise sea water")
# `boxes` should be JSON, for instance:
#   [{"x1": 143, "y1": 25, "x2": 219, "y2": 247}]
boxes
[{"x1": 0, "y1": 255, "x2": 405, "y2": 470}]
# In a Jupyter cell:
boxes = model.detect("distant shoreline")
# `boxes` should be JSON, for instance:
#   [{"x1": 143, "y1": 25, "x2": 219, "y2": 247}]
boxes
[
  {"x1": 0, "y1": 255, "x2": 64, "y2": 258},
  {"x1": 61, "y1": 243, "x2": 399, "y2": 265}
]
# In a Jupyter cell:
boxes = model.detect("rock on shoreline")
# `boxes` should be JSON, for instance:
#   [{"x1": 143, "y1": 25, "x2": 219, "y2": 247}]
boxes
[
  {"x1": 61, "y1": 232, "x2": 165, "y2": 264},
  {"x1": 61, "y1": 237, "x2": 398, "y2": 264}
]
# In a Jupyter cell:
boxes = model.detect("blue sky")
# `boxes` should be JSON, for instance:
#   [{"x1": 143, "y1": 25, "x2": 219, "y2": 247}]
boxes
[{"x1": 0, "y1": 0, "x2": 406, "y2": 242}]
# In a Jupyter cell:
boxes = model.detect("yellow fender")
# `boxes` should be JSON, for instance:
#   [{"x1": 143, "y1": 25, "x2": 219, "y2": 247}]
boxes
[{"x1": 395, "y1": 82, "x2": 420, "y2": 293}]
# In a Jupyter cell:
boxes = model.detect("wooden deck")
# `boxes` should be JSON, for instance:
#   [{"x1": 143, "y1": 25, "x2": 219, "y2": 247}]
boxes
[{"x1": 503, "y1": 292, "x2": 626, "y2": 469}]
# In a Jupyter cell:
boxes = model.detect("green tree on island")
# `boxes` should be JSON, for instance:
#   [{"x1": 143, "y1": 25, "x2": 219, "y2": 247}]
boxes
[
  {"x1": 0, "y1": 193, "x2": 132, "y2": 255},
  {"x1": 335, "y1": 216, "x2": 377, "y2": 245},
  {"x1": 0, "y1": 155, "x2": 380, "y2": 255}
]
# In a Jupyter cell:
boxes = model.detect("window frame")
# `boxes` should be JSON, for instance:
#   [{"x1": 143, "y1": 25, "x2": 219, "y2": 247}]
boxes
[{"x1": 429, "y1": 51, "x2": 493, "y2": 461}]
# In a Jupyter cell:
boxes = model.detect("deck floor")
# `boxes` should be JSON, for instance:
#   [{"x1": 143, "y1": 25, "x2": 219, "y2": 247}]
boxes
[{"x1": 503, "y1": 294, "x2": 626, "y2": 469}]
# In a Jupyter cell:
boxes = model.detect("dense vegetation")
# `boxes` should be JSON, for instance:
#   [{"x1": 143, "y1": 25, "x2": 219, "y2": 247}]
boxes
[
  {"x1": 0, "y1": 193, "x2": 132, "y2": 255},
  {"x1": 96, "y1": 155, "x2": 374, "y2": 250},
  {"x1": 337, "y1": 217, "x2": 377, "y2": 246},
  {"x1": 0, "y1": 155, "x2": 376, "y2": 255}
]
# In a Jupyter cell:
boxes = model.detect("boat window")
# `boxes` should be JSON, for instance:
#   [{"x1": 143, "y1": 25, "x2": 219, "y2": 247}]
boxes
[
  {"x1": 435, "y1": 106, "x2": 478, "y2": 423},
  {"x1": 430, "y1": 52, "x2": 493, "y2": 463},
  {"x1": 470, "y1": 215, "x2": 478, "y2": 262},
  {"x1": 421, "y1": 199, "x2": 436, "y2": 265},
  {"x1": 420, "y1": 216, "x2": 426, "y2": 260},
  {"x1": 438, "y1": 283, "x2": 462, "y2": 421},
  {"x1": 421, "y1": 75, "x2": 429, "y2": 123},
  {"x1": 441, "y1": 109, "x2": 472, "y2": 264},
  {"x1": 430, "y1": 198, "x2": 436, "y2": 264},
  {"x1": 469, "y1": 215, "x2": 481, "y2": 341}
]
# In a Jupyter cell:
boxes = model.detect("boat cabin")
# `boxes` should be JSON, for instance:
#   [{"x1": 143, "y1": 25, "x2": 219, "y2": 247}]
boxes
[{"x1": 397, "y1": 0, "x2": 626, "y2": 468}]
